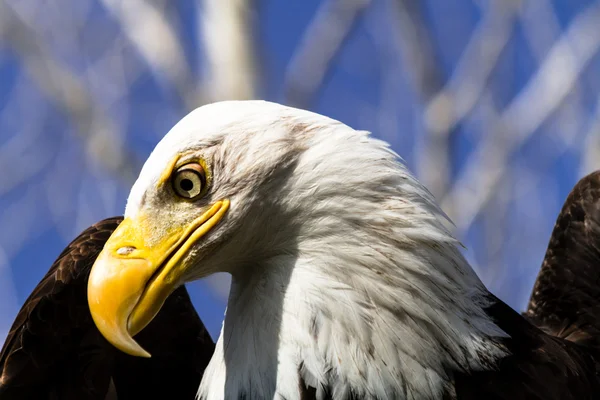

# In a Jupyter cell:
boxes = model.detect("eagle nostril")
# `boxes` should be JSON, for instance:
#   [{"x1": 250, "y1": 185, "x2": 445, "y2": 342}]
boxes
[{"x1": 116, "y1": 246, "x2": 136, "y2": 256}]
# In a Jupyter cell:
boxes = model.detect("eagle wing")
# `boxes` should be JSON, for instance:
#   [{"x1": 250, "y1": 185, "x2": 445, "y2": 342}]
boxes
[
  {"x1": 453, "y1": 172, "x2": 600, "y2": 399},
  {"x1": 525, "y1": 171, "x2": 600, "y2": 346},
  {"x1": 0, "y1": 217, "x2": 214, "y2": 399}
]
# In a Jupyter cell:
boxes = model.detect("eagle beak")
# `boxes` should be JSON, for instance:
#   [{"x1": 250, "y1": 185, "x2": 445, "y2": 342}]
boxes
[{"x1": 87, "y1": 200, "x2": 229, "y2": 357}]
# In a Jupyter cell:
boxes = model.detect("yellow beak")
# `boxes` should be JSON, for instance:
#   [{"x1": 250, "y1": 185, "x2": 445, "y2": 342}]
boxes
[{"x1": 87, "y1": 200, "x2": 229, "y2": 357}]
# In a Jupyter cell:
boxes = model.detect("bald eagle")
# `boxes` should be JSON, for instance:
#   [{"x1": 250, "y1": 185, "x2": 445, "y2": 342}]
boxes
[
  {"x1": 86, "y1": 101, "x2": 600, "y2": 399},
  {"x1": 0, "y1": 217, "x2": 214, "y2": 399},
  {"x1": 5, "y1": 100, "x2": 599, "y2": 399}
]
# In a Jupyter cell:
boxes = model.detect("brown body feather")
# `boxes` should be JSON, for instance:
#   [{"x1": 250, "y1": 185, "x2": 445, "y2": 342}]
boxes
[
  {"x1": 452, "y1": 171, "x2": 600, "y2": 399},
  {"x1": 0, "y1": 217, "x2": 215, "y2": 400},
  {"x1": 526, "y1": 171, "x2": 600, "y2": 345}
]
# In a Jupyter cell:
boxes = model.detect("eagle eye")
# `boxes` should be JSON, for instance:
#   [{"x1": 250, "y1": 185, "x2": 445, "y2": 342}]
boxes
[{"x1": 172, "y1": 163, "x2": 206, "y2": 199}]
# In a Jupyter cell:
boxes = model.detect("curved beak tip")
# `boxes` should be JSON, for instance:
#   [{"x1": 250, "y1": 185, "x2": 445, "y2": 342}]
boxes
[
  {"x1": 97, "y1": 319, "x2": 152, "y2": 358},
  {"x1": 87, "y1": 199, "x2": 230, "y2": 358},
  {"x1": 87, "y1": 250, "x2": 154, "y2": 358}
]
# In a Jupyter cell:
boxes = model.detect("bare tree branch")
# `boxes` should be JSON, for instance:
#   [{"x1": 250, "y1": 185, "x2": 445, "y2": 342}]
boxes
[
  {"x1": 196, "y1": 0, "x2": 261, "y2": 298},
  {"x1": 284, "y1": 0, "x2": 371, "y2": 108},
  {"x1": 408, "y1": 0, "x2": 517, "y2": 199},
  {"x1": 0, "y1": 0, "x2": 143, "y2": 185},
  {"x1": 200, "y1": 0, "x2": 258, "y2": 102},
  {"x1": 390, "y1": 0, "x2": 450, "y2": 199},
  {"x1": 580, "y1": 95, "x2": 600, "y2": 176},
  {"x1": 440, "y1": 1, "x2": 600, "y2": 233},
  {"x1": 473, "y1": 0, "x2": 579, "y2": 288},
  {"x1": 423, "y1": 0, "x2": 517, "y2": 137},
  {"x1": 518, "y1": 0, "x2": 586, "y2": 146},
  {"x1": 0, "y1": 79, "x2": 57, "y2": 196},
  {"x1": 98, "y1": 0, "x2": 201, "y2": 109}
]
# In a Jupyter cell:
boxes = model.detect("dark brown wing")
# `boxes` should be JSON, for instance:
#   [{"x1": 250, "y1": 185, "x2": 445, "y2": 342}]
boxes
[
  {"x1": 0, "y1": 217, "x2": 215, "y2": 400},
  {"x1": 113, "y1": 283, "x2": 215, "y2": 400},
  {"x1": 525, "y1": 170, "x2": 600, "y2": 347},
  {"x1": 453, "y1": 172, "x2": 600, "y2": 399},
  {"x1": 0, "y1": 217, "x2": 120, "y2": 399},
  {"x1": 454, "y1": 299, "x2": 600, "y2": 400}
]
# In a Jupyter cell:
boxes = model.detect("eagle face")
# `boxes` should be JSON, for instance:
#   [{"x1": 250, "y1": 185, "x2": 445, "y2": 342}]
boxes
[{"x1": 87, "y1": 100, "x2": 352, "y2": 357}]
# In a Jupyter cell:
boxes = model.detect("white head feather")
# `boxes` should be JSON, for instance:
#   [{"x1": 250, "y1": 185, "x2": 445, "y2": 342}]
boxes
[{"x1": 125, "y1": 100, "x2": 508, "y2": 400}]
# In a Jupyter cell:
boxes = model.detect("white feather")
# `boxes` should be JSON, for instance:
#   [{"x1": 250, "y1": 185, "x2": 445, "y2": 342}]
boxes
[{"x1": 125, "y1": 100, "x2": 508, "y2": 400}]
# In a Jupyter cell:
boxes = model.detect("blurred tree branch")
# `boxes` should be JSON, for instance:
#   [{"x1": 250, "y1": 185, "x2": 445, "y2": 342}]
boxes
[
  {"x1": 581, "y1": 95, "x2": 600, "y2": 177},
  {"x1": 201, "y1": 0, "x2": 258, "y2": 101},
  {"x1": 423, "y1": 1, "x2": 517, "y2": 138},
  {"x1": 197, "y1": 0, "x2": 261, "y2": 296},
  {"x1": 0, "y1": 0, "x2": 143, "y2": 186},
  {"x1": 0, "y1": 82, "x2": 57, "y2": 196},
  {"x1": 412, "y1": 0, "x2": 518, "y2": 200},
  {"x1": 284, "y1": 0, "x2": 371, "y2": 108},
  {"x1": 440, "y1": 1, "x2": 600, "y2": 234},
  {"x1": 390, "y1": 0, "x2": 449, "y2": 200},
  {"x1": 99, "y1": 0, "x2": 201, "y2": 109},
  {"x1": 519, "y1": 0, "x2": 586, "y2": 148},
  {"x1": 471, "y1": 0, "x2": 575, "y2": 286}
]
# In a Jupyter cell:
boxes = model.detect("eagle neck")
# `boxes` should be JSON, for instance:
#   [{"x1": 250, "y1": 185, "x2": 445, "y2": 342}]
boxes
[{"x1": 199, "y1": 248, "x2": 508, "y2": 400}]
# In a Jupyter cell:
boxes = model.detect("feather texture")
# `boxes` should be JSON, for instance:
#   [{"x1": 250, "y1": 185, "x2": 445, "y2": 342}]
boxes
[{"x1": 0, "y1": 217, "x2": 214, "y2": 400}]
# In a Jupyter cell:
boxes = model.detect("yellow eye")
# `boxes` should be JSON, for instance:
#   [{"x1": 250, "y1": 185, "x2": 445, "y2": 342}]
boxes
[{"x1": 172, "y1": 163, "x2": 206, "y2": 199}]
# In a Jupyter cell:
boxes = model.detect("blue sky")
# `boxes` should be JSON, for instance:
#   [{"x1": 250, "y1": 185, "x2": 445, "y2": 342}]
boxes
[{"x1": 0, "y1": 0, "x2": 599, "y2": 339}]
